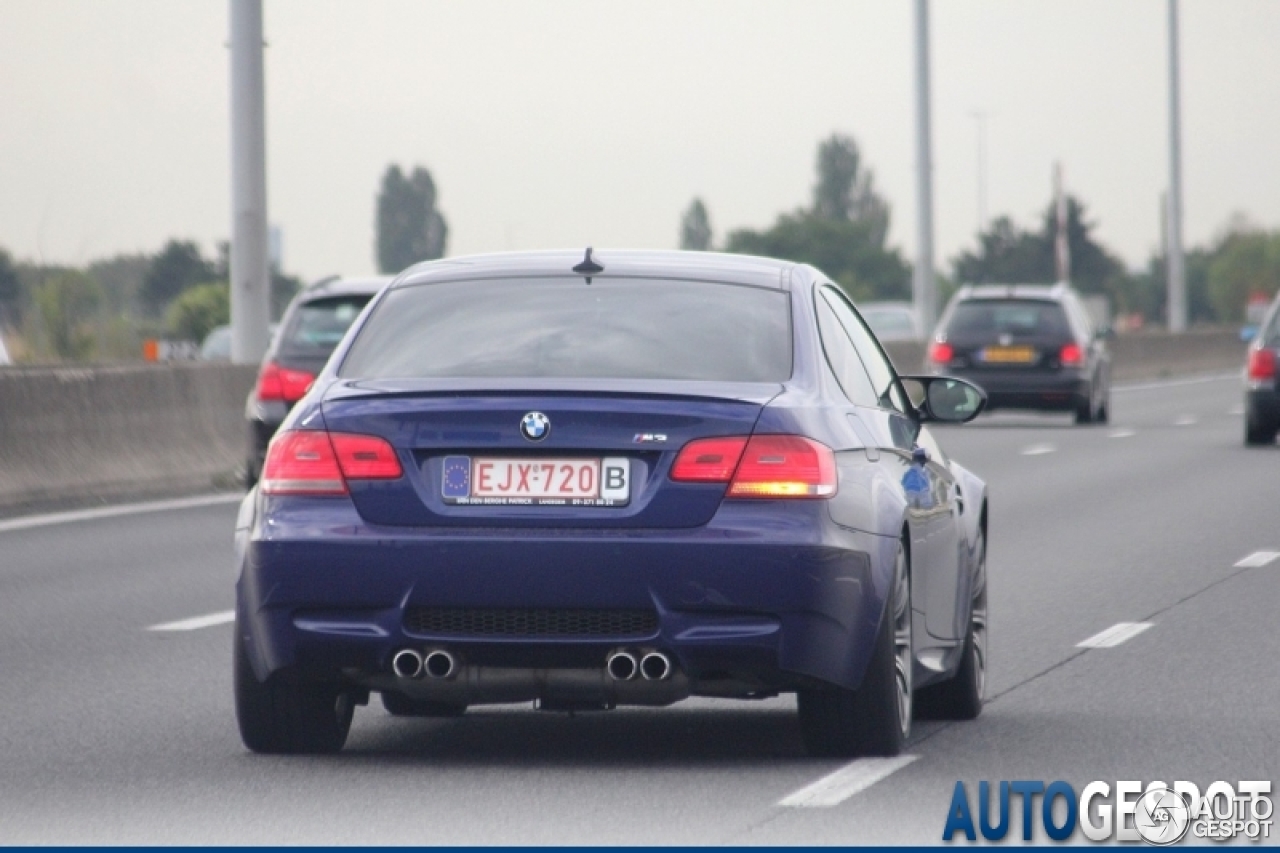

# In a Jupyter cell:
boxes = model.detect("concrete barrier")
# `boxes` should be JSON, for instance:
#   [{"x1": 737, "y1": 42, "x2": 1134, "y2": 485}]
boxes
[
  {"x1": 0, "y1": 330, "x2": 1249, "y2": 513},
  {"x1": 0, "y1": 363, "x2": 256, "y2": 512},
  {"x1": 882, "y1": 329, "x2": 1247, "y2": 383}
]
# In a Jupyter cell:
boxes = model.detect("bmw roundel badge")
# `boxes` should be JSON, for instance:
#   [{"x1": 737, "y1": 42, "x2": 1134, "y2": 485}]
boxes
[{"x1": 520, "y1": 411, "x2": 550, "y2": 442}]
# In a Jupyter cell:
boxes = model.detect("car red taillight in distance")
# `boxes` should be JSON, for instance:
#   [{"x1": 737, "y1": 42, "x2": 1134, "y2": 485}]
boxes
[
  {"x1": 261, "y1": 431, "x2": 403, "y2": 495},
  {"x1": 256, "y1": 361, "x2": 315, "y2": 404},
  {"x1": 928, "y1": 341, "x2": 954, "y2": 366},
  {"x1": 1059, "y1": 342, "x2": 1085, "y2": 367},
  {"x1": 1247, "y1": 348, "x2": 1276, "y2": 382},
  {"x1": 671, "y1": 434, "x2": 837, "y2": 498}
]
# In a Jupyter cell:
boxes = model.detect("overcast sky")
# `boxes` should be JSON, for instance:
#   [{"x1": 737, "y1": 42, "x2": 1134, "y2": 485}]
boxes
[{"x1": 2, "y1": 0, "x2": 1279, "y2": 283}]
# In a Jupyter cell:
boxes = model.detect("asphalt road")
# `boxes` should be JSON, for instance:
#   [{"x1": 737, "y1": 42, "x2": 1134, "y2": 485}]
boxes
[{"x1": 0, "y1": 373, "x2": 1275, "y2": 844}]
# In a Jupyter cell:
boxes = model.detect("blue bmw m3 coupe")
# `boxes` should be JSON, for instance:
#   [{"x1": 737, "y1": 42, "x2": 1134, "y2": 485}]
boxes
[{"x1": 233, "y1": 249, "x2": 990, "y2": 757}]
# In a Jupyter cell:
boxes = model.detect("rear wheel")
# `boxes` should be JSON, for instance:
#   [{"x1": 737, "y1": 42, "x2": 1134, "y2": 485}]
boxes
[
  {"x1": 798, "y1": 541, "x2": 912, "y2": 757},
  {"x1": 915, "y1": 528, "x2": 987, "y2": 720},
  {"x1": 1074, "y1": 390, "x2": 1095, "y2": 425},
  {"x1": 234, "y1": 620, "x2": 354, "y2": 754},
  {"x1": 381, "y1": 691, "x2": 467, "y2": 718},
  {"x1": 1095, "y1": 392, "x2": 1110, "y2": 425},
  {"x1": 1245, "y1": 404, "x2": 1277, "y2": 446}
]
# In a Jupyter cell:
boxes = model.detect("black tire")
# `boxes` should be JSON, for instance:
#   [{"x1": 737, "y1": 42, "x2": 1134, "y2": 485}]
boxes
[
  {"x1": 1073, "y1": 392, "x2": 1094, "y2": 425},
  {"x1": 381, "y1": 691, "x2": 467, "y2": 718},
  {"x1": 798, "y1": 541, "x2": 912, "y2": 758},
  {"x1": 234, "y1": 621, "x2": 354, "y2": 754},
  {"x1": 915, "y1": 528, "x2": 986, "y2": 721},
  {"x1": 1245, "y1": 407, "x2": 1276, "y2": 446}
]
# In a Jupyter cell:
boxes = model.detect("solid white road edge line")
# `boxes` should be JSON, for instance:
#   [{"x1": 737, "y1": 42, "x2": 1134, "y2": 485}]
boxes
[
  {"x1": 1076, "y1": 622, "x2": 1154, "y2": 649},
  {"x1": 1020, "y1": 444, "x2": 1057, "y2": 456},
  {"x1": 147, "y1": 610, "x2": 236, "y2": 632},
  {"x1": 0, "y1": 492, "x2": 243, "y2": 534},
  {"x1": 1234, "y1": 551, "x2": 1280, "y2": 568},
  {"x1": 779, "y1": 756, "x2": 918, "y2": 808}
]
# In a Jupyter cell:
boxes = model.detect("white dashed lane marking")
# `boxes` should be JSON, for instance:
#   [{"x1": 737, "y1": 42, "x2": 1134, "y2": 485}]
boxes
[
  {"x1": 1108, "y1": 428, "x2": 1136, "y2": 439},
  {"x1": 147, "y1": 610, "x2": 236, "y2": 632},
  {"x1": 779, "y1": 756, "x2": 918, "y2": 808},
  {"x1": 1174, "y1": 415, "x2": 1198, "y2": 426},
  {"x1": 1077, "y1": 622, "x2": 1154, "y2": 649},
  {"x1": 1020, "y1": 444, "x2": 1057, "y2": 456},
  {"x1": 1235, "y1": 551, "x2": 1280, "y2": 568}
]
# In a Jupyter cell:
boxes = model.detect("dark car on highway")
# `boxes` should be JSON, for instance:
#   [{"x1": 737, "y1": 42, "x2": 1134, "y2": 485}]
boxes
[
  {"x1": 233, "y1": 250, "x2": 990, "y2": 758},
  {"x1": 243, "y1": 275, "x2": 390, "y2": 485},
  {"x1": 927, "y1": 283, "x2": 1112, "y2": 424},
  {"x1": 1244, "y1": 290, "x2": 1280, "y2": 446}
]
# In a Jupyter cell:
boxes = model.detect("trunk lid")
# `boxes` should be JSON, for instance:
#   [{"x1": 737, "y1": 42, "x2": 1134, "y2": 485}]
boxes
[{"x1": 320, "y1": 378, "x2": 780, "y2": 528}]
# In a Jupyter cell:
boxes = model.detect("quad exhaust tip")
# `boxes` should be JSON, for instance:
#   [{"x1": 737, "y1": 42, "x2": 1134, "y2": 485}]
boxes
[
  {"x1": 424, "y1": 649, "x2": 457, "y2": 679},
  {"x1": 392, "y1": 648, "x2": 423, "y2": 679},
  {"x1": 606, "y1": 650, "x2": 638, "y2": 681},
  {"x1": 640, "y1": 651, "x2": 672, "y2": 681}
]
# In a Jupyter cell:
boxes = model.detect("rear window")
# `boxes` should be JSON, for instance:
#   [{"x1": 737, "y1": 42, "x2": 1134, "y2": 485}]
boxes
[
  {"x1": 945, "y1": 299, "x2": 1070, "y2": 338},
  {"x1": 339, "y1": 277, "x2": 792, "y2": 382},
  {"x1": 279, "y1": 295, "x2": 372, "y2": 357}
]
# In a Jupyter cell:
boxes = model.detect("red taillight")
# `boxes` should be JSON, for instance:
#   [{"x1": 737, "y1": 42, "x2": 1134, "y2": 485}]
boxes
[
  {"x1": 330, "y1": 433, "x2": 403, "y2": 480},
  {"x1": 671, "y1": 434, "x2": 836, "y2": 498},
  {"x1": 670, "y1": 436, "x2": 749, "y2": 482},
  {"x1": 261, "y1": 431, "x2": 402, "y2": 495},
  {"x1": 1247, "y1": 348, "x2": 1276, "y2": 381},
  {"x1": 256, "y1": 361, "x2": 315, "y2": 404},
  {"x1": 728, "y1": 435, "x2": 837, "y2": 498},
  {"x1": 929, "y1": 341, "x2": 954, "y2": 365},
  {"x1": 1059, "y1": 343, "x2": 1085, "y2": 367}
]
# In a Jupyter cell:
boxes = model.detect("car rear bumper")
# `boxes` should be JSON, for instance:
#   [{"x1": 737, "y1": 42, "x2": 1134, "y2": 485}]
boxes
[
  {"x1": 235, "y1": 497, "x2": 896, "y2": 700},
  {"x1": 943, "y1": 367, "x2": 1090, "y2": 411}
]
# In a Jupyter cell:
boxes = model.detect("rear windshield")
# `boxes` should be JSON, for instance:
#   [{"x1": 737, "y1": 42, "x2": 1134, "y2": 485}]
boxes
[
  {"x1": 279, "y1": 295, "x2": 373, "y2": 357},
  {"x1": 945, "y1": 299, "x2": 1070, "y2": 338},
  {"x1": 339, "y1": 277, "x2": 792, "y2": 382}
]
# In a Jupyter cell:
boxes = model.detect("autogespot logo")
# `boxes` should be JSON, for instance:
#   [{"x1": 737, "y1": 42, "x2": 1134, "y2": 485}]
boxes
[
  {"x1": 520, "y1": 411, "x2": 550, "y2": 442},
  {"x1": 942, "y1": 780, "x2": 1273, "y2": 844}
]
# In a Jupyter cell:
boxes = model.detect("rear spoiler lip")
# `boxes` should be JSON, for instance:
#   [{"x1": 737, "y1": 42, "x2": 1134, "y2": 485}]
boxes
[{"x1": 321, "y1": 377, "x2": 786, "y2": 406}]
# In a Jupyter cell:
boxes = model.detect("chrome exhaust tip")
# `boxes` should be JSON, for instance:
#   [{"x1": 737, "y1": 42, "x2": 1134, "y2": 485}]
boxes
[
  {"x1": 392, "y1": 648, "x2": 423, "y2": 679},
  {"x1": 423, "y1": 649, "x2": 457, "y2": 679},
  {"x1": 640, "y1": 651, "x2": 672, "y2": 681},
  {"x1": 606, "y1": 650, "x2": 638, "y2": 681}
]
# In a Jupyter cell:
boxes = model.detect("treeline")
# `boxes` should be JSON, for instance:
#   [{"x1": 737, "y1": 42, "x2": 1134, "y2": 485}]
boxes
[
  {"x1": 683, "y1": 133, "x2": 1280, "y2": 326},
  {"x1": 0, "y1": 241, "x2": 300, "y2": 363}
]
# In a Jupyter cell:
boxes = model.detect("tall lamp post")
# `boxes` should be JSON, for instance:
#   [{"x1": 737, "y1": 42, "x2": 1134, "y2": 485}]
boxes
[
  {"x1": 913, "y1": 0, "x2": 937, "y2": 336},
  {"x1": 229, "y1": 0, "x2": 272, "y2": 363},
  {"x1": 1166, "y1": 0, "x2": 1187, "y2": 333}
]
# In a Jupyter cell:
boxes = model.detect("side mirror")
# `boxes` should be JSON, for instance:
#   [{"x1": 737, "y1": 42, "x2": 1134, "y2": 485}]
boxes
[
  {"x1": 1096, "y1": 326, "x2": 1116, "y2": 341},
  {"x1": 899, "y1": 375, "x2": 987, "y2": 424}
]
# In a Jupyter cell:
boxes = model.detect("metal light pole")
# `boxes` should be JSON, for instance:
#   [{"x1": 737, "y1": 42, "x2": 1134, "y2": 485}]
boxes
[
  {"x1": 229, "y1": 0, "x2": 271, "y2": 363},
  {"x1": 1166, "y1": 0, "x2": 1187, "y2": 333},
  {"x1": 913, "y1": 0, "x2": 937, "y2": 335}
]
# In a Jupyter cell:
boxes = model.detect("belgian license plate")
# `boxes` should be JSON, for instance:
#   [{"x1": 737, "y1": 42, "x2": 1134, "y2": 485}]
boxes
[
  {"x1": 981, "y1": 345, "x2": 1037, "y2": 364},
  {"x1": 441, "y1": 456, "x2": 630, "y2": 506}
]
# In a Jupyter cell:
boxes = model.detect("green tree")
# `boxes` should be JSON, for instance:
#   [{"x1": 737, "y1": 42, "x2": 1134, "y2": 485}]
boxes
[
  {"x1": 166, "y1": 281, "x2": 230, "y2": 343},
  {"x1": 950, "y1": 196, "x2": 1131, "y2": 313},
  {"x1": 812, "y1": 134, "x2": 890, "y2": 247},
  {"x1": 679, "y1": 198, "x2": 713, "y2": 250},
  {"x1": 0, "y1": 248, "x2": 21, "y2": 327},
  {"x1": 140, "y1": 240, "x2": 214, "y2": 316},
  {"x1": 724, "y1": 133, "x2": 908, "y2": 302},
  {"x1": 87, "y1": 252, "x2": 149, "y2": 315},
  {"x1": 376, "y1": 164, "x2": 448, "y2": 273},
  {"x1": 1206, "y1": 226, "x2": 1280, "y2": 322},
  {"x1": 35, "y1": 270, "x2": 104, "y2": 360}
]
